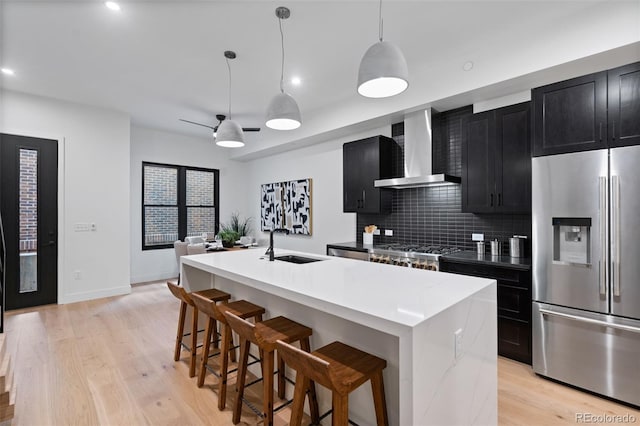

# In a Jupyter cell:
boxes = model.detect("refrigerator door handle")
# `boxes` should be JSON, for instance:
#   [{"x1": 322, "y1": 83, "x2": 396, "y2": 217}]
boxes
[
  {"x1": 599, "y1": 176, "x2": 607, "y2": 296},
  {"x1": 539, "y1": 308, "x2": 640, "y2": 334},
  {"x1": 612, "y1": 175, "x2": 621, "y2": 297}
]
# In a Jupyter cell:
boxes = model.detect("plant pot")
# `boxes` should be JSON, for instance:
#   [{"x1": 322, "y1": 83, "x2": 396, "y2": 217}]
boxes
[{"x1": 222, "y1": 240, "x2": 235, "y2": 248}]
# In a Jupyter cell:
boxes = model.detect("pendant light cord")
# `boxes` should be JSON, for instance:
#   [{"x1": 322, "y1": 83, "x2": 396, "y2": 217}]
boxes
[
  {"x1": 278, "y1": 16, "x2": 285, "y2": 93},
  {"x1": 225, "y1": 57, "x2": 232, "y2": 117},
  {"x1": 378, "y1": 0, "x2": 383, "y2": 42}
]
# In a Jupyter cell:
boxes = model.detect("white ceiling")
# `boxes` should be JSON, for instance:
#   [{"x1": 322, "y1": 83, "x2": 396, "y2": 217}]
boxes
[{"x1": 2, "y1": 1, "x2": 639, "y2": 160}]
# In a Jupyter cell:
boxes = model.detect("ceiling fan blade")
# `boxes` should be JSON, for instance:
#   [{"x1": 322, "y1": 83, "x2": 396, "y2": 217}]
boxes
[
  {"x1": 242, "y1": 127, "x2": 261, "y2": 132},
  {"x1": 179, "y1": 119, "x2": 216, "y2": 130}
]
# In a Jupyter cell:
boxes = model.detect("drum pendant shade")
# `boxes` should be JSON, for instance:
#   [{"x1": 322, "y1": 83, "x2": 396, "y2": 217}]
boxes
[
  {"x1": 215, "y1": 119, "x2": 245, "y2": 148},
  {"x1": 357, "y1": 40, "x2": 409, "y2": 98},
  {"x1": 266, "y1": 92, "x2": 302, "y2": 130}
]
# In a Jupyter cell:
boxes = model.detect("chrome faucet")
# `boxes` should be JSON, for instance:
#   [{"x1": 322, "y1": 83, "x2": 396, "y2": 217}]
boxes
[{"x1": 265, "y1": 228, "x2": 290, "y2": 261}]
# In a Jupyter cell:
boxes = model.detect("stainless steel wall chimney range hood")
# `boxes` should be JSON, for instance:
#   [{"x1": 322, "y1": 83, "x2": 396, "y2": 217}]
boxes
[{"x1": 374, "y1": 108, "x2": 461, "y2": 189}]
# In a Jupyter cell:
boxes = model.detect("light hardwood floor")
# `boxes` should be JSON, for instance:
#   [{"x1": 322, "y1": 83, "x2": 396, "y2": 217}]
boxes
[{"x1": 4, "y1": 282, "x2": 639, "y2": 425}]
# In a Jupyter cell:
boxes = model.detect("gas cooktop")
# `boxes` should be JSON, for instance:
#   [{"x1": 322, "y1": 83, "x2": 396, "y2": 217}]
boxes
[{"x1": 372, "y1": 243, "x2": 462, "y2": 256}]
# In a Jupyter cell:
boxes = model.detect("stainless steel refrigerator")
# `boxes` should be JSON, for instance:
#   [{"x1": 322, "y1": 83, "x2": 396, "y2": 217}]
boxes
[{"x1": 532, "y1": 146, "x2": 640, "y2": 407}]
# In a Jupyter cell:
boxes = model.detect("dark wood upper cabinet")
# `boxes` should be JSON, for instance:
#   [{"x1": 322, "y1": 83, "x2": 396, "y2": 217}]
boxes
[
  {"x1": 462, "y1": 102, "x2": 531, "y2": 214},
  {"x1": 532, "y1": 71, "x2": 608, "y2": 157},
  {"x1": 532, "y1": 61, "x2": 640, "y2": 156},
  {"x1": 462, "y1": 111, "x2": 495, "y2": 213},
  {"x1": 496, "y1": 103, "x2": 531, "y2": 213},
  {"x1": 343, "y1": 136, "x2": 396, "y2": 214},
  {"x1": 608, "y1": 62, "x2": 640, "y2": 148}
]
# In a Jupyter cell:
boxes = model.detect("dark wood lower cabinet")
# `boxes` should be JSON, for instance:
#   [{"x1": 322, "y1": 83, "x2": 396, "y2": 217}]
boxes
[
  {"x1": 498, "y1": 317, "x2": 531, "y2": 364},
  {"x1": 439, "y1": 259, "x2": 532, "y2": 364}
]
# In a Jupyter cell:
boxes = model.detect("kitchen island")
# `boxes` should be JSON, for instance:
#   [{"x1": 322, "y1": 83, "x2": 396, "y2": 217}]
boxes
[{"x1": 181, "y1": 248, "x2": 497, "y2": 426}]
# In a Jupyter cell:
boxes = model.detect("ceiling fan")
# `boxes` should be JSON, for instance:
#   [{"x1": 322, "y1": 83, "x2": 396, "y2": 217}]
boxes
[{"x1": 179, "y1": 114, "x2": 260, "y2": 137}]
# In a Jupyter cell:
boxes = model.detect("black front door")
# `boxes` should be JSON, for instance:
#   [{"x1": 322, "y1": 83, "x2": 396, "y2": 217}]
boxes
[{"x1": 0, "y1": 134, "x2": 58, "y2": 310}]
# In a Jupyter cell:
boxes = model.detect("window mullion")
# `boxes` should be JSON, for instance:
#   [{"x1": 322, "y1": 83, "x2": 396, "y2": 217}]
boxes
[{"x1": 178, "y1": 167, "x2": 187, "y2": 241}]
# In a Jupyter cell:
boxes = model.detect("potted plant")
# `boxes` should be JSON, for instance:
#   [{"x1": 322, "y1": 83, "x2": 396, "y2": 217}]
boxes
[
  {"x1": 218, "y1": 229, "x2": 240, "y2": 248},
  {"x1": 218, "y1": 212, "x2": 252, "y2": 248},
  {"x1": 226, "y1": 211, "x2": 252, "y2": 237}
]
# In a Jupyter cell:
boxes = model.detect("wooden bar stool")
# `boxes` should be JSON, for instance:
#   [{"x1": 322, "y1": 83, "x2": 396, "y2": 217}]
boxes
[
  {"x1": 190, "y1": 293, "x2": 265, "y2": 411},
  {"x1": 223, "y1": 311, "x2": 320, "y2": 426},
  {"x1": 276, "y1": 340, "x2": 389, "y2": 426},
  {"x1": 166, "y1": 281, "x2": 231, "y2": 377}
]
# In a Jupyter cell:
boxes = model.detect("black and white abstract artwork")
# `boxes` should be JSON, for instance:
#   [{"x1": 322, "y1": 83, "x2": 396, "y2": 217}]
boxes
[
  {"x1": 260, "y1": 178, "x2": 312, "y2": 235},
  {"x1": 260, "y1": 182, "x2": 283, "y2": 231},
  {"x1": 283, "y1": 179, "x2": 311, "y2": 235}
]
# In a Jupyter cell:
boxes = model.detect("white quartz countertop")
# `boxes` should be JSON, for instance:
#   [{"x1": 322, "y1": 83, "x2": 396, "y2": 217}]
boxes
[{"x1": 181, "y1": 248, "x2": 495, "y2": 333}]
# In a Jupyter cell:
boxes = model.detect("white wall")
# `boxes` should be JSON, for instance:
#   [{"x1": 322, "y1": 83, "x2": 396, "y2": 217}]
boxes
[
  {"x1": 129, "y1": 125, "x2": 249, "y2": 283},
  {"x1": 0, "y1": 90, "x2": 131, "y2": 303},
  {"x1": 245, "y1": 126, "x2": 391, "y2": 256}
]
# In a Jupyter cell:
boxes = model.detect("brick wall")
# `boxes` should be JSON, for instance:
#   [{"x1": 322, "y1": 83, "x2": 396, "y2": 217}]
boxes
[
  {"x1": 144, "y1": 166, "x2": 177, "y2": 205},
  {"x1": 186, "y1": 169, "x2": 215, "y2": 237},
  {"x1": 144, "y1": 166, "x2": 178, "y2": 245},
  {"x1": 143, "y1": 165, "x2": 217, "y2": 245},
  {"x1": 19, "y1": 149, "x2": 38, "y2": 253},
  {"x1": 186, "y1": 169, "x2": 214, "y2": 205}
]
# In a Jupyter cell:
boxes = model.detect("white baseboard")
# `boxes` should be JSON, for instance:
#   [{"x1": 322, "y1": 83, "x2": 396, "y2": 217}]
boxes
[
  {"x1": 60, "y1": 285, "x2": 132, "y2": 304},
  {"x1": 130, "y1": 271, "x2": 177, "y2": 285}
]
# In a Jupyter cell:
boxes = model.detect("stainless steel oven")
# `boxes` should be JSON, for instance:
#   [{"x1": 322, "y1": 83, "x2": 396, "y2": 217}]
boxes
[{"x1": 326, "y1": 247, "x2": 369, "y2": 261}]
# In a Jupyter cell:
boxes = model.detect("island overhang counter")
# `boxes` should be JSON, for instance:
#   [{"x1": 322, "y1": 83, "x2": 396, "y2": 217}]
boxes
[{"x1": 181, "y1": 248, "x2": 497, "y2": 426}]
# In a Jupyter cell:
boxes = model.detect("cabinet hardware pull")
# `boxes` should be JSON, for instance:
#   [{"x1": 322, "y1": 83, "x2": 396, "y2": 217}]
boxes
[
  {"x1": 599, "y1": 122, "x2": 602, "y2": 141},
  {"x1": 490, "y1": 193, "x2": 494, "y2": 207},
  {"x1": 498, "y1": 193, "x2": 502, "y2": 207},
  {"x1": 612, "y1": 121, "x2": 616, "y2": 140}
]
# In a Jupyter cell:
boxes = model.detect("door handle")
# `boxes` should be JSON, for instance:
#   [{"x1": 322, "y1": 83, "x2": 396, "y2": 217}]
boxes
[
  {"x1": 540, "y1": 308, "x2": 640, "y2": 334},
  {"x1": 490, "y1": 193, "x2": 494, "y2": 207},
  {"x1": 498, "y1": 193, "x2": 502, "y2": 207},
  {"x1": 599, "y1": 176, "x2": 607, "y2": 296},
  {"x1": 611, "y1": 175, "x2": 621, "y2": 297}
]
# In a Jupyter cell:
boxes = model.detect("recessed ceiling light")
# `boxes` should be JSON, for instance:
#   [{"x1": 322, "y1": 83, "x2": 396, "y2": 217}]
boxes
[
  {"x1": 291, "y1": 76, "x2": 301, "y2": 86},
  {"x1": 1, "y1": 68, "x2": 15, "y2": 76},
  {"x1": 463, "y1": 61, "x2": 474, "y2": 71},
  {"x1": 105, "y1": 2, "x2": 121, "y2": 12}
]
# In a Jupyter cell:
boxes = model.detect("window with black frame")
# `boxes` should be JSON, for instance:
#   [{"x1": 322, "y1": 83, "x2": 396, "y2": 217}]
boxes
[{"x1": 142, "y1": 162, "x2": 219, "y2": 250}]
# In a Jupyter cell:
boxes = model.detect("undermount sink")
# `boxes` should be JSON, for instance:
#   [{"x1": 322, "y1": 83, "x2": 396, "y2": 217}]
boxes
[{"x1": 274, "y1": 255, "x2": 325, "y2": 264}]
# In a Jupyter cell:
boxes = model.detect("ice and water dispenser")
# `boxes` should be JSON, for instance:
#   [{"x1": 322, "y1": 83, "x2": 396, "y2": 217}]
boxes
[{"x1": 552, "y1": 218, "x2": 591, "y2": 265}]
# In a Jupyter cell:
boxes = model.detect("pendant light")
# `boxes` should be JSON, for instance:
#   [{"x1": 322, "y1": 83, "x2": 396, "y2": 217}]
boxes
[
  {"x1": 265, "y1": 7, "x2": 302, "y2": 130},
  {"x1": 357, "y1": 0, "x2": 408, "y2": 98},
  {"x1": 216, "y1": 51, "x2": 245, "y2": 148}
]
